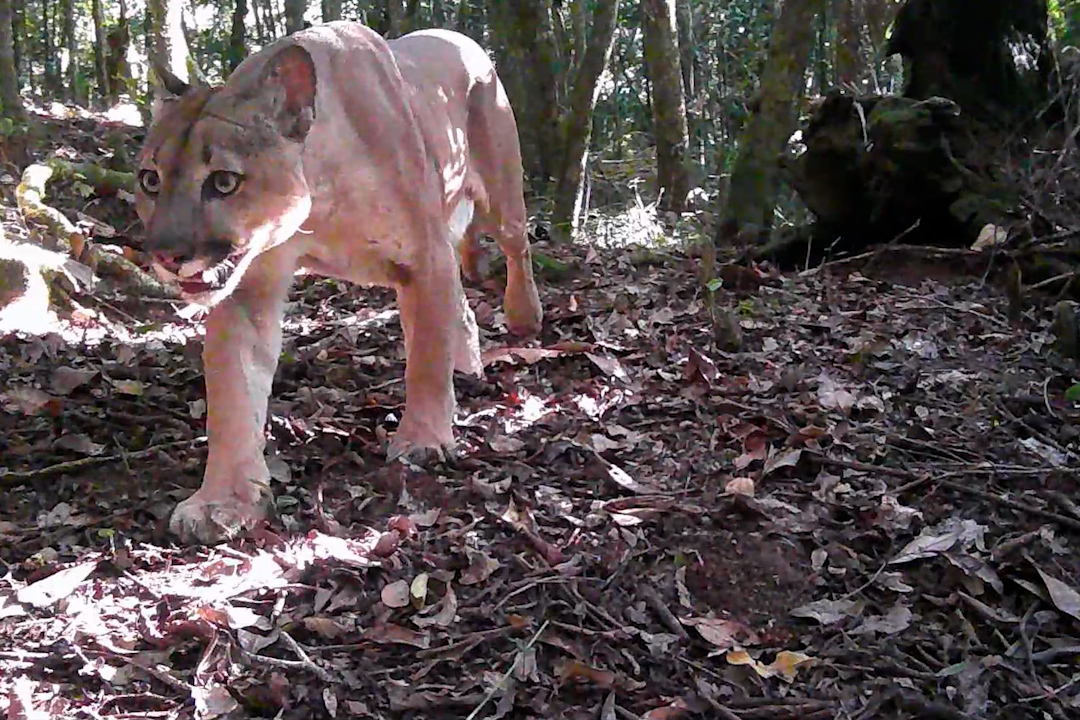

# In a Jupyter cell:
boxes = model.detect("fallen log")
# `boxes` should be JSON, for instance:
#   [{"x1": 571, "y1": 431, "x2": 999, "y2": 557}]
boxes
[
  {"x1": 0, "y1": 222, "x2": 95, "y2": 334},
  {"x1": 15, "y1": 161, "x2": 177, "y2": 299}
]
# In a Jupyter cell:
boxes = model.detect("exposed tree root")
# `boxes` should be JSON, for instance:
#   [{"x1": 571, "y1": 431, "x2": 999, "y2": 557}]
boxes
[
  {"x1": 14, "y1": 160, "x2": 177, "y2": 299},
  {"x1": 0, "y1": 221, "x2": 95, "y2": 333}
]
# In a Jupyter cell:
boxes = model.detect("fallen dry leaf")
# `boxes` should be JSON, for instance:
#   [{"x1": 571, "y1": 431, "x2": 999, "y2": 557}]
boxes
[
  {"x1": 381, "y1": 579, "x2": 411, "y2": 609},
  {"x1": 16, "y1": 560, "x2": 100, "y2": 609},
  {"x1": 50, "y1": 366, "x2": 97, "y2": 395},
  {"x1": 459, "y1": 548, "x2": 500, "y2": 585},
  {"x1": 363, "y1": 621, "x2": 430, "y2": 649},
  {"x1": 1035, "y1": 567, "x2": 1080, "y2": 621}
]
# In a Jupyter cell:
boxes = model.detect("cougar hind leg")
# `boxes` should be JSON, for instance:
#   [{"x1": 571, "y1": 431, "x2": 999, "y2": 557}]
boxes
[
  {"x1": 465, "y1": 72, "x2": 543, "y2": 337},
  {"x1": 445, "y1": 196, "x2": 483, "y2": 377}
]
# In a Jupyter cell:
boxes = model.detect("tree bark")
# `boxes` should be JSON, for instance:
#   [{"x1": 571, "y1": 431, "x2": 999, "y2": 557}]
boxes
[
  {"x1": 227, "y1": 0, "x2": 247, "y2": 73},
  {"x1": 42, "y1": 1, "x2": 60, "y2": 96},
  {"x1": 12, "y1": 0, "x2": 24, "y2": 84},
  {"x1": 62, "y1": 0, "x2": 78, "y2": 103},
  {"x1": 0, "y1": 0, "x2": 24, "y2": 120},
  {"x1": 431, "y1": 0, "x2": 447, "y2": 26},
  {"x1": 834, "y1": 0, "x2": 861, "y2": 87},
  {"x1": 321, "y1": 0, "x2": 342, "y2": 22},
  {"x1": 675, "y1": 0, "x2": 694, "y2": 102},
  {"x1": 487, "y1": 0, "x2": 561, "y2": 187},
  {"x1": 259, "y1": 0, "x2": 278, "y2": 39},
  {"x1": 284, "y1": 0, "x2": 307, "y2": 34},
  {"x1": 550, "y1": 0, "x2": 621, "y2": 240},
  {"x1": 716, "y1": 0, "x2": 826, "y2": 246},
  {"x1": 386, "y1": 0, "x2": 406, "y2": 37},
  {"x1": 642, "y1": 0, "x2": 691, "y2": 211},
  {"x1": 252, "y1": 0, "x2": 265, "y2": 44},
  {"x1": 406, "y1": 0, "x2": 421, "y2": 31},
  {"x1": 105, "y1": 1, "x2": 131, "y2": 103},
  {"x1": 147, "y1": 0, "x2": 193, "y2": 86},
  {"x1": 456, "y1": 0, "x2": 484, "y2": 41},
  {"x1": 91, "y1": 0, "x2": 109, "y2": 101}
]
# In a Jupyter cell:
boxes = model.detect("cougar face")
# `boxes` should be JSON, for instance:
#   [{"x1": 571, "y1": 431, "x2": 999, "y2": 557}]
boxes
[{"x1": 135, "y1": 45, "x2": 317, "y2": 307}]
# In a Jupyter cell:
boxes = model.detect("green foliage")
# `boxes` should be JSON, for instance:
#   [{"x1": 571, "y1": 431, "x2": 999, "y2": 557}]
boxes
[
  {"x1": 0, "y1": 116, "x2": 28, "y2": 138},
  {"x1": 1066, "y1": 383, "x2": 1080, "y2": 402},
  {"x1": 1050, "y1": 0, "x2": 1080, "y2": 47},
  {"x1": 1, "y1": 0, "x2": 905, "y2": 215}
]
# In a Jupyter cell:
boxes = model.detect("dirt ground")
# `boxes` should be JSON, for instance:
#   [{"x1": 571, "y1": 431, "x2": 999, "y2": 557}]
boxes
[{"x1": 1, "y1": 112, "x2": 1080, "y2": 720}]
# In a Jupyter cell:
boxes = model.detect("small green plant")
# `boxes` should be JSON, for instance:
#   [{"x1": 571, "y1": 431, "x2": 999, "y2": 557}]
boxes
[{"x1": 1066, "y1": 383, "x2": 1080, "y2": 403}]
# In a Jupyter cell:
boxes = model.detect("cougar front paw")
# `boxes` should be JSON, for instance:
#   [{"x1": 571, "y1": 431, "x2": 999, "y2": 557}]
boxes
[
  {"x1": 169, "y1": 481, "x2": 272, "y2": 545},
  {"x1": 504, "y1": 280, "x2": 543, "y2": 337},
  {"x1": 387, "y1": 420, "x2": 456, "y2": 467}
]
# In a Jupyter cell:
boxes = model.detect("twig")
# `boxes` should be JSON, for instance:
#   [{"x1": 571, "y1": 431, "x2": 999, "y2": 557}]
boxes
[
  {"x1": 835, "y1": 559, "x2": 891, "y2": 602},
  {"x1": 639, "y1": 584, "x2": 689, "y2": 640},
  {"x1": 894, "y1": 689, "x2": 979, "y2": 720},
  {"x1": 1027, "y1": 270, "x2": 1077, "y2": 291},
  {"x1": 936, "y1": 477, "x2": 1080, "y2": 532},
  {"x1": 278, "y1": 630, "x2": 333, "y2": 683},
  {"x1": 800, "y1": 240, "x2": 973, "y2": 277},
  {"x1": 1047, "y1": 490, "x2": 1080, "y2": 520},
  {"x1": 930, "y1": 298, "x2": 1012, "y2": 331},
  {"x1": 1018, "y1": 602, "x2": 1042, "y2": 690},
  {"x1": 0, "y1": 437, "x2": 207, "y2": 488},
  {"x1": 1042, "y1": 376, "x2": 1058, "y2": 420},
  {"x1": 698, "y1": 693, "x2": 742, "y2": 720},
  {"x1": 815, "y1": 455, "x2": 1080, "y2": 530},
  {"x1": 244, "y1": 630, "x2": 333, "y2": 683},
  {"x1": 464, "y1": 619, "x2": 549, "y2": 720},
  {"x1": 812, "y1": 454, "x2": 924, "y2": 482}
]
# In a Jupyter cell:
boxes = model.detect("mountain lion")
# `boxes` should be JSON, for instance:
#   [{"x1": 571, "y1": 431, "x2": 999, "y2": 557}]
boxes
[{"x1": 135, "y1": 21, "x2": 543, "y2": 544}]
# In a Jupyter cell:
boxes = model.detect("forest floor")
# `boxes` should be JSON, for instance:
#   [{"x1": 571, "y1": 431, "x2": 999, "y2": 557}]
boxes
[{"x1": 1, "y1": 107, "x2": 1080, "y2": 720}]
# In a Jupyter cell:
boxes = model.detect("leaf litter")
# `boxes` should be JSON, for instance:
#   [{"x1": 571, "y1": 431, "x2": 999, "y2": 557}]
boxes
[{"x1": 0, "y1": 113, "x2": 1080, "y2": 720}]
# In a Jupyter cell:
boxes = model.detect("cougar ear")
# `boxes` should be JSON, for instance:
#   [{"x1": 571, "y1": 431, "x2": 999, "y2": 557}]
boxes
[{"x1": 262, "y1": 44, "x2": 317, "y2": 142}]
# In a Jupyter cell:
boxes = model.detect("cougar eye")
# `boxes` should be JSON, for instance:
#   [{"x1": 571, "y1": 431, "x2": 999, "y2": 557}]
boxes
[
  {"x1": 209, "y1": 171, "x2": 242, "y2": 197},
  {"x1": 138, "y1": 169, "x2": 161, "y2": 195}
]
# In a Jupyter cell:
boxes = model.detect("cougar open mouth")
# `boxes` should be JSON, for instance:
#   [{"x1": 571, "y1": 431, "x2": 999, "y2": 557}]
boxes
[{"x1": 177, "y1": 256, "x2": 239, "y2": 295}]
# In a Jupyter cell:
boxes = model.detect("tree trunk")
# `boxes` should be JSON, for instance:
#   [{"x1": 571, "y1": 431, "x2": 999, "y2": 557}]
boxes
[
  {"x1": 406, "y1": 0, "x2": 420, "y2": 31},
  {"x1": 456, "y1": 0, "x2": 484, "y2": 41},
  {"x1": 642, "y1": 0, "x2": 691, "y2": 211},
  {"x1": 551, "y1": 0, "x2": 621, "y2": 240},
  {"x1": 487, "y1": 0, "x2": 561, "y2": 187},
  {"x1": 147, "y1": 0, "x2": 193, "y2": 86},
  {"x1": 834, "y1": 0, "x2": 861, "y2": 87},
  {"x1": 716, "y1": 0, "x2": 825, "y2": 246},
  {"x1": 0, "y1": 0, "x2": 25, "y2": 120},
  {"x1": 227, "y1": 0, "x2": 247, "y2": 73},
  {"x1": 675, "y1": 0, "x2": 694, "y2": 103},
  {"x1": 284, "y1": 0, "x2": 306, "y2": 34},
  {"x1": 386, "y1": 0, "x2": 405, "y2": 37},
  {"x1": 887, "y1": 0, "x2": 1050, "y2": 128},
  {"x1": 105, "y1": 1, "x2": 131, "y2": 103},
  {"x1": 62, "y1": 0, "x2": 78, "y2": 103},
  {"x1": 42, "y1": 1, "x2": 60, "y2": 96},
  {"x1": 252, "y1": 0, "x2": 265, "y2": 44},
  {"x1": 11, "y1": 0, "x2": 23, "y2": 81},
  {"x1": 431, "y1": 0, "x2": 446, "y2": 26},
  {"x1": 91, "y1": 0, "x2": 109, "y2": 101},
  {"x1": 321, "y1": 0, "x2": 342, "y2": 22},
  {"x1": 260, "y1": 0, "x2": 278, "y2": 39}
]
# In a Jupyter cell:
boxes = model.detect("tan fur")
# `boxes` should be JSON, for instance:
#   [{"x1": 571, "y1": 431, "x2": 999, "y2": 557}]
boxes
[{"x1": 134, "y1": 22, "x2": 543, "y2": 544}]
